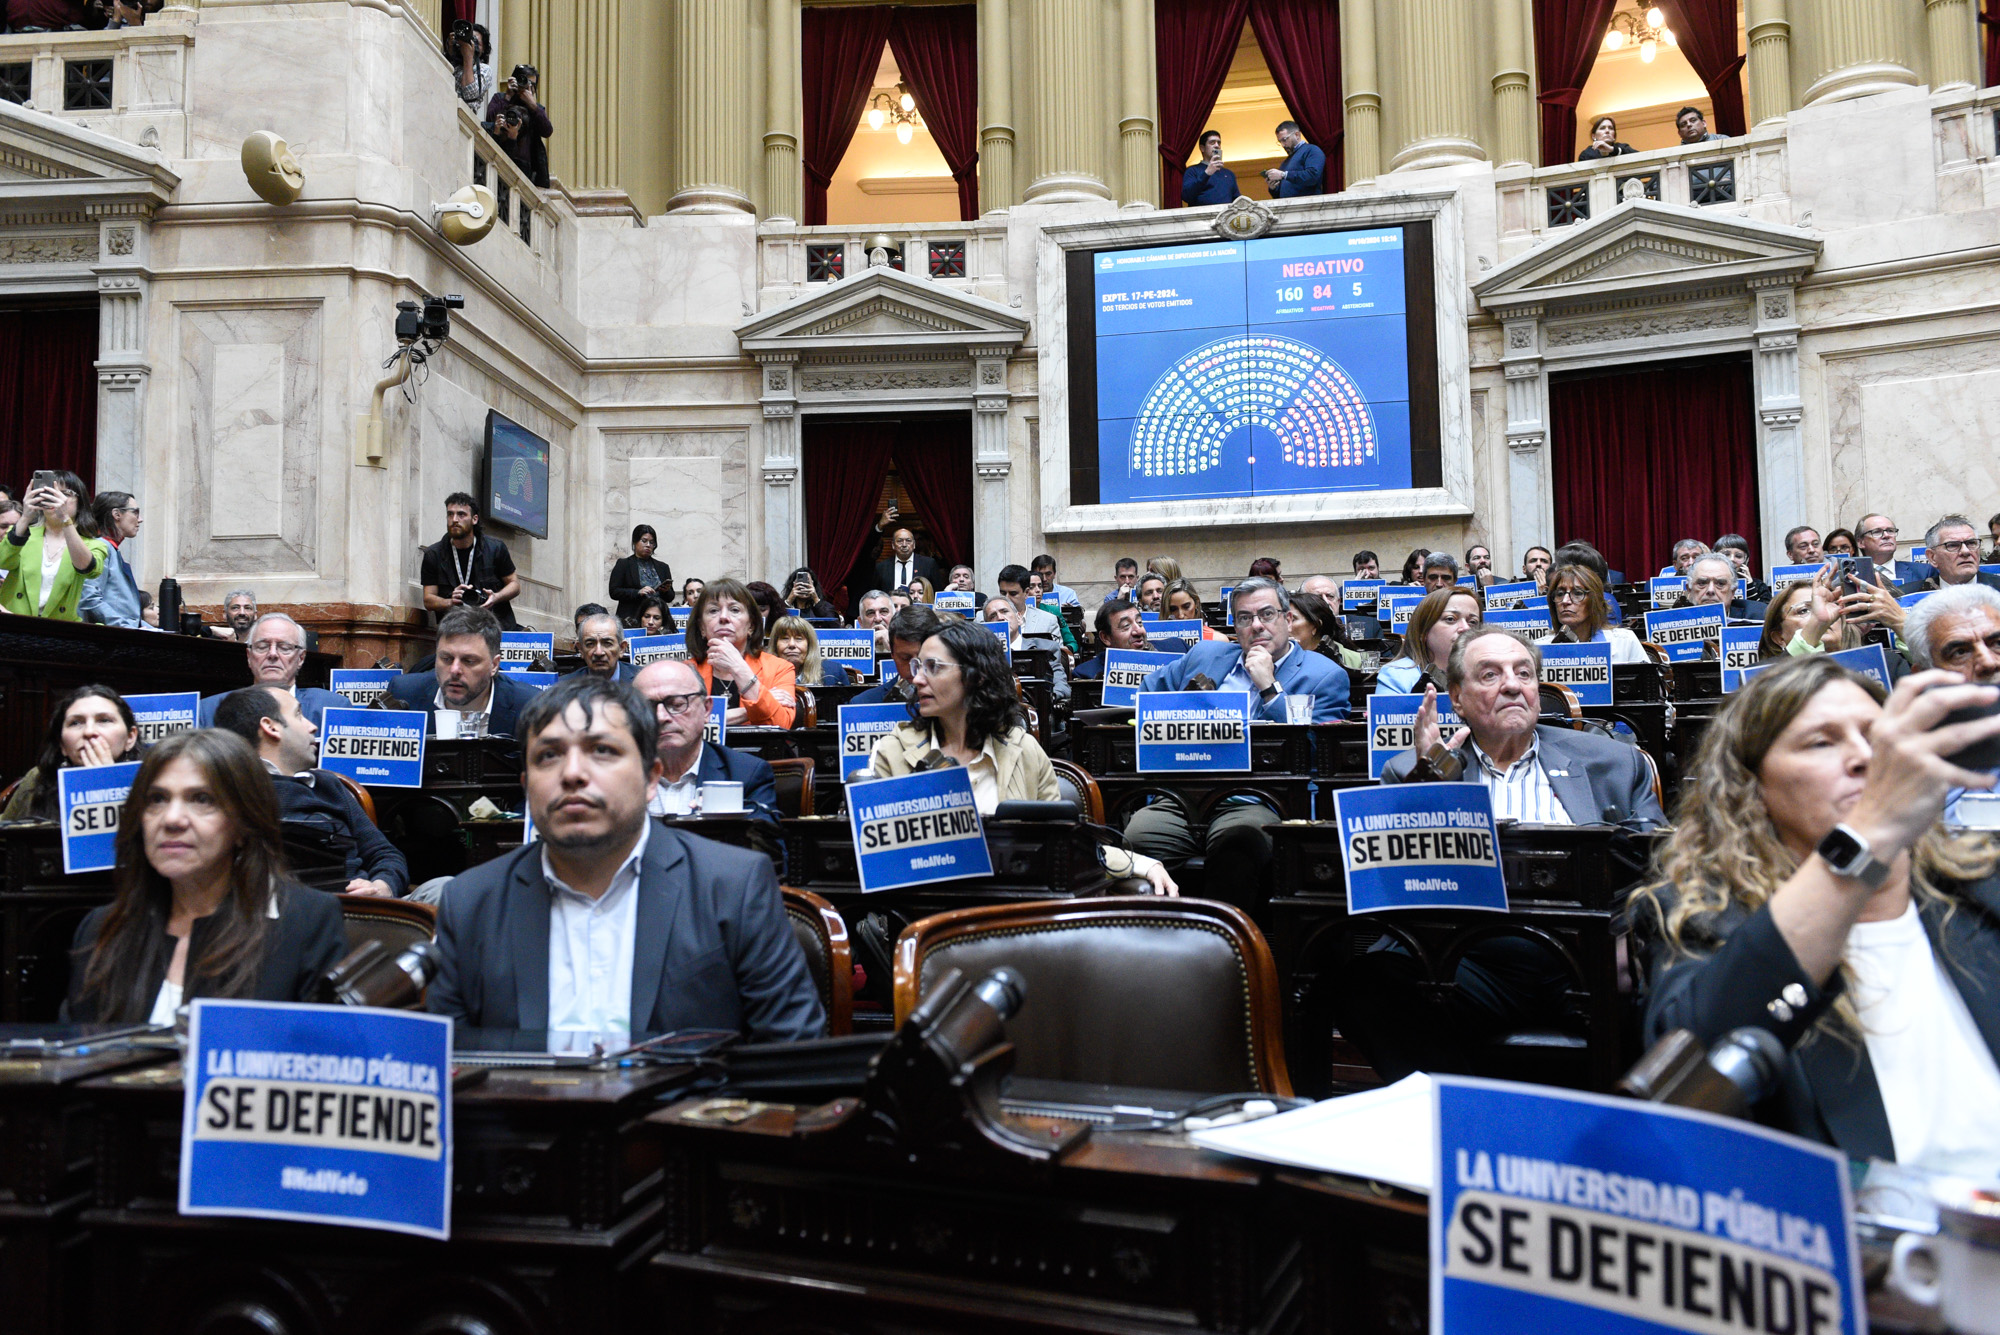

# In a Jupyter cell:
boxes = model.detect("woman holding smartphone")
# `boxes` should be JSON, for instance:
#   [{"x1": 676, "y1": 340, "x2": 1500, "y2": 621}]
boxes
[{"x1": 0, "y1": 470, "x2": 109, "y2": 622}]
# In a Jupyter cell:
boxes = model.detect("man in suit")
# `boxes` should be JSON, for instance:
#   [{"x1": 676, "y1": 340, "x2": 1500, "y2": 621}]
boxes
[
  {"x1": 1680, "y1": 554, "x2": 1767, "y2": 624},
  {"x1": 566, "y1": 609, "x2": 640, "y2": 686},
  {"x1": 1903, "y1": 515, "x2": 2000, "y2": 596},
  {"x1": 632, "y1": 660, "x2": 780, "y2": 827},
  {"x1": 982, "y1": 595, "x2": 1069, "y2": 705},
  {"x1": 197, "y1": 613, "x2": 346, "y2": 728},
  {"x1": 1125, "y1": 577, "x2": 1351, "y2": 907},
  {"x1": 213, "y1": 686, "x2": 409, "y2": 897},
  {"x1": 427, "y1": 674, "x2": 824, "y2": 1041},
  {"x1": 1072, "y1": 598, "x2": 1149, "y2": 680},
  {"x1": 872, "y1": 526, "x2": 943, "y2": 594},
  {"x1": 1855, "y1": 512, "x2": 1932, "y2": 587},
  {"x1": 385, "y1": 605, "x2": 540, "y2": 738},
  {"x1": 852, "y1": 605, "x2": 940, "y2": 706},
  {"x1": 994, "y1": 564, "x2": 1063, "y2": 639}
]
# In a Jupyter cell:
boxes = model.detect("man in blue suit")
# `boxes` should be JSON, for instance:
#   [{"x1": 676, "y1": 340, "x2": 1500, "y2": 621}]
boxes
[
  {"x1": 1856, "y1": 511, "x2": 1933, "y2": 587},
  {"x1": 196, "y1": 612, "x2": 346, "y2": 728},
  {"x1": 1126, "y1": 577, "x2": 1350, "y2": 908},
  {"x1": 1262, "y1": 120, "x2": 1325, "y2": 198},
  {"x1": 633, "y1": 660, "x2": 780, "y2": 829},
  {"x1": 566, "y1": 609, "x2": 640, "y2": 686},
  {"x1": 384, "y1": 606, "x2": 540, "y2": 738}
]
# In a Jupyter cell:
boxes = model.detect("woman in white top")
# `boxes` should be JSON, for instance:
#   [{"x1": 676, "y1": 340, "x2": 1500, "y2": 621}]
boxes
[
  {"x1": 1636, "y1": 655, "x2": 2000, "y2": 1171},
  {"x1": 64, "y1": 729, "x2": 345, "y2": 1024},
  {"x1": 1534, "y1": 564, "x2": 1648, "y2": 664}
]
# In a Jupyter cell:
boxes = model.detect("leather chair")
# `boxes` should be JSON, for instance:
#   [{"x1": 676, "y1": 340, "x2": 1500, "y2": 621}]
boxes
[
  {"x1": 1046, "y1": 756, "x2": 1105, "y2": 824},
  {"x1": 767, "y1": 757, "x2": 815, "y2": 818},
  {"x1": 782, "y1": 885, "x2": 851, "y2": 1036},
  {"x1": 1537, "y1": 680, "x2": 1584, "y2": 729},
  {"x1": 335, "y1": 895, "x2": 437, "y2": 1007},
  {"x1": 893, "y1": 898, "x2": 1292, "y2": 1095},
  {"x1": 329, "y1": 770, "x2": 377, "y2": 824}
]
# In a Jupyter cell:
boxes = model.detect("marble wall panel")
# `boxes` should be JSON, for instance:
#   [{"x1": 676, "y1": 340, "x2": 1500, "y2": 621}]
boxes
[
  {"x1": 209, "y1": 342, "x2": 287, "y2": 538},
  {"x1": 1822, "y1": 340, "x2": 2000, "y2": 536},
  {"x1": 1786, "y1": 88, "x2": 1937, "y2": 232},
  {"x1": 604, "y1": 430, "x2": 749, "y2": 591}
]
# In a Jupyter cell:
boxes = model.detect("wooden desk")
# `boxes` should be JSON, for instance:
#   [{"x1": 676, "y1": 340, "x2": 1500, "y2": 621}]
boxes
[
  {"x1": 0, "y1": 824, "x2": 115, "y2": 1022},
  {"x1": 1072, "y1": 721, "x2": 1373, "y2": 783},
  {"x1": 367, "y1": 738, "x2": 527, "y2": 884}
]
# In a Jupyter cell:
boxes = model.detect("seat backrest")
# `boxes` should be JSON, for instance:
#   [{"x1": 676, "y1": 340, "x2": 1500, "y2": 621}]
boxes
[
  {"x1": 894, "y1": 898, "x2": 1290, "y2": 1095},
  {"x1": 767, "y1": 757, "x2": 815, "y2": 818},
  {"x1": 1046, "y1": 757, "x2": 1104, "y2": 824},
  {"x1": 335, "y1": 894, "x2": 437, "y2": 960},
  {"x1": 1537, "y1": 680, "x2": 1584, "y2": 728},
  {"x1": 782, "y1": 885, "x2": 851, "y2": 1036},
  {"x1": 329, "y1": 770, "x2": 377, "y2": 824},
  {"x1": 794, "y1": 687, "x2": 817, "y2": 729}
]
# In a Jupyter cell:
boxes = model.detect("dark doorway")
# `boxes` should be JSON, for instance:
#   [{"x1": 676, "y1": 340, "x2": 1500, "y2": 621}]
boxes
[
  {"x1": 802, "y1": 412, "x2": 973, "y2": 614},
  {"x1": 0, "y1": 302, "x2": 99, "y2": 492},
  {"x1": 1547, "y1": 353, "x2": 1760, "y2": 583}
]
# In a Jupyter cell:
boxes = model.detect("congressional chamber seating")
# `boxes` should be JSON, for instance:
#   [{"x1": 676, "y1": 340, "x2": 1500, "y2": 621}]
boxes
[
  {"x1": 893, "y1": 898, "x2": 1292, "y2": 1095},
  {"x1": 1046, "y1": 756, "x2": 1104, "y2": 824},
  {"x1": 782, "y1": 885, "x2": 852, "y2": 1036},
  {"x1": 766, "y1": 756, "x2": 816, "y2": 818}
]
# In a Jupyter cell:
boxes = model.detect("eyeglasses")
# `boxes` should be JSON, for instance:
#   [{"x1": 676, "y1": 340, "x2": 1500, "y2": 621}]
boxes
[
  {"x1": 1860, "y1": 525, "x2": 1898, "y2": 539},
  {"x1": 1550, "y1": 588, "x2": 1590, "y2": 602},
  {"x1": 1238, "y1": 607, "x2": 1288, "y2": 627},
  {"x1": 648, "y1": 692, "x2": 706, "y2": 716},
  {"x1": 1934, "y1": 539, "x2": 1982, "y2": 554},
  {"x1": 908, "y1": 657, "x2": 960, "y2": 679},
  {"x1": 248, "y1": 640, "x2": 304, "y2": 656}
]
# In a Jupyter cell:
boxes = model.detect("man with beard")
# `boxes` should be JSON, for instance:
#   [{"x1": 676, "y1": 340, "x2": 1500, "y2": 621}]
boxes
[{"x1": 421, "y1": 491, "x2": 521, "y2": 630}]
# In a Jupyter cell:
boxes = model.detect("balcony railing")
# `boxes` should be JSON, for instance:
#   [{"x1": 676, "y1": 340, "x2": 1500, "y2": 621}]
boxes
[
  {"x1": 457, "y1": 104, "x2": 564, "y2": 287},
  {"x1": 757, "y1": 219, "x2": 1008, "y2": 306},
  {"x1": 0, "y1": 18, "x2": 191, "y2": 144}
]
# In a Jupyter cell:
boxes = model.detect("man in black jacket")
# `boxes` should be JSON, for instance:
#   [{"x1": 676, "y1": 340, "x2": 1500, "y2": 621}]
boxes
[
  {"x1": 872, "y1": 526, "x2": 943, "y2": 594},
  {"x1": 213, "y1": 686, "x2": 409, "y2": 897}
]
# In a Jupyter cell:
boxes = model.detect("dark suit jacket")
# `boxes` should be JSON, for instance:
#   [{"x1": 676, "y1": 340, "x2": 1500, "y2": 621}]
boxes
[
  {"x1": 274, "y1": 769, "x2": 409, "y2": 894},
  {"x1": 563, "y1": 661, "x2": 640, "y2": 687},
  {"x1": 1138, "y1": 639, "x2": 1351, "y2": 721},
  {"x1": 608, "y1": 554, "x2": 673, "y2": 621},
  {"x1": 1381, "y1": 723, "x2": 1667, "y2": 829},
  {"x1": 64, "y1": 881, "x2": 347, "y2": 1022},
  {"x1": 1903, "y1": 571, "x2": 2000, "y2": 596},
  {"x1": 1641, "y1": 877, "x2": 2000, "y2": 1160},
  {"x1": 385, "y1": 668, "x2": 540, "y2": 741},
  {"x1": 872, "y1": 553, "x2": 943, "y2": 593},
  {"x1": 426, "y1": 826, "x2": 825, "y2": 1041},
  {"x1": 689, "y1": 743, "x2": 780, "y2": 826},
  {"x1": 198, "y1": 686, "x2": 347, "y2": 730}
]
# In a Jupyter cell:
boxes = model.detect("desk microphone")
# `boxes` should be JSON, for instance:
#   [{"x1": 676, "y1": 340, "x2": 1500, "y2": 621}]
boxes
[
  {"x1": 322, "y1": 938, "x2": 442, "y2": 1010},
  {"x1": 1616, "y1": 1026, "x2": 1786, "y2": 1118}
]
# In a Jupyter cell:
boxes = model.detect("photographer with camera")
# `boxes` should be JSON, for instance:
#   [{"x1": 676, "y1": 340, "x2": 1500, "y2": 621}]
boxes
[
  {"x1": 445, "y1": 19, "x2": 494, "y2": 112},
  {"x1": 484, "y1": 63, "x2": 552, "y2": 189},
  {"x1": 420, "y1": 492, "x2": 521, "y2": 631}
]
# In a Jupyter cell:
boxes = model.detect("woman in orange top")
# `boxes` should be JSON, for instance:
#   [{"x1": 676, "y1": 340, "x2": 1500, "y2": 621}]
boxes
[{"x1": 689, "y1": 577, "x2": 797, "y2": 728}]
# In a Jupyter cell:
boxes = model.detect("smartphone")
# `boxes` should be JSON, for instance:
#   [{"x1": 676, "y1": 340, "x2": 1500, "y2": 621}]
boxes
[
  {"x1": 28, "y1": 469, "x2": 57, "y2": 498},
  {"x1": 1943, "y1": 696, "x2": 2000, "y2": 773},
  {"x1": 1848, "y1": 556, "x2": 1879, "y2": 595}
]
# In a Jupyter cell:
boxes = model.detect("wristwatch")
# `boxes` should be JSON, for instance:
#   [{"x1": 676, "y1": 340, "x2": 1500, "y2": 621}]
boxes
[{"x1": 1815, "y1": 823, "x2": 1893, "y2": 888}]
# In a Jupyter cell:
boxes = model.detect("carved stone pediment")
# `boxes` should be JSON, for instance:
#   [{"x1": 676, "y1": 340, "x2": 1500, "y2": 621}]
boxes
[
  {"x1": 737, "y1": 263, "x2": 1028, "y2": 356},
  {"x1": 0, "y1": 99, "x2": 179, "y2": 221}
]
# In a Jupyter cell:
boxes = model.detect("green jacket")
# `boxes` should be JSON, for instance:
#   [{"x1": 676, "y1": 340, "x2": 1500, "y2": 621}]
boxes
[{"x1": 0, "y1": 526, "x2": 108, "y2": 622}]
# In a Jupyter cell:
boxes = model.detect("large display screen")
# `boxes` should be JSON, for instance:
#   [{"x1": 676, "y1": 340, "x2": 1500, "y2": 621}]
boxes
[
  {"x1": 1066, "y1": 222, "x2": 1440, "y2": 507},
  {"x1": 482, "y1": 410, "x2": 551, "y2": 540}
]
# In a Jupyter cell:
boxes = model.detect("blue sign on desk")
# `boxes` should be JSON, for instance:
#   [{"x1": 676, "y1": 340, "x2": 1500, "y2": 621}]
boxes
[
  {"x1": 1135, "y1": 691, "x2": 1253, "y2": 773},
  {"x1": 124, "y1": 690, "x2": 200, "y2": 744},
  {"x1": 847, "y1": 767, "x2": 993, "y2": 893},
  {"x1": 1334, "y1": 782, "x2": 1506, "y2": 915},
  {"x1": 670, "y1": 606, "x2": 692, "y2": 628},
  {"x1": 1432, "y1": 1077, "x2": 1861, "y2": 1335},
  {"x1": 498, "y1": 631, "x2": 554, "y2": 671},
  {"x1": 1366, "y1": 692, "x2": 1463, "y2": 780},
  {"x1": 508, "y1": 671, "x2": 557, "y2": 691},
  {"x1": 706, "y1": 697, "x2": 727, "y2": 746},
  {"x1": 1101, "y1": 648, "x2": 1182, "y2": 708},
  {"x1": 933, "y1": 591, "x2": 976, "y2": 614},
  {"x1": 627, "y1": 633, "x2": 687, "y2": 665},
  {"x1": 1481, "y1": 606, "x2": 1549, "y2": 634},
  {"x1": 1648, "y1": 576, "x2": 1688, "y2": 610},
  {"x1": 838, "y1": 702, "x2": 910, "y2": 780},
  {"x1": 1721, "y1": 626, "x2": 1763, "y2": 692},
  {"x1": 1643, "y1": 605, "x2": 1724, "y2": 662},
  {"x1": 1769, "y1": 562, "x2": 1823, "y2": 586},
  {"x1": 1142, "y1": 619, "x2": 1205, "y2": 654},
  {"x1": 816, "y1": 628, "x2": 876, "y2": 671},
  {"x1": 57, "y1": 761, "x2": 140, "y2": 874},
  {"x1": 984, "y1": 620, "x2": 1012, "y2": 645},
  {"x1": 327, "y1": 670, "x2": 401, "y2": 710},
  {"x1": 1538, "y1": 643, "x2": 1611, "y2": 706},
  {"x1": 1481, "y1": 580, "x2": 1538, "y2": 611},
  {"x1": 1381, "y1": 587, "x2": 1427, "y2": 633},
  {"x1": 1343, "y1": 578, "x2": 1385, "y2": 612},
  {"x1": 180, "y1": 999, "x2": 453, "y2": 1240},
  {"x1": 317, "y1": 708, "x2": 425, "y2": 788},
  {"x1": 1219, "y1": 584, "x2": 1236, "y2": 626},
  {"x1": 1746, "y1": 642, "x2": 1892, "y2": 693}
]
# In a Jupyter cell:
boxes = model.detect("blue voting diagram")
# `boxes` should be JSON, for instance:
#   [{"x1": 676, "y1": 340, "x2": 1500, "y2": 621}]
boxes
[{"x1": 1094, "y1": 227, "x2": 1413, "y2": 503}]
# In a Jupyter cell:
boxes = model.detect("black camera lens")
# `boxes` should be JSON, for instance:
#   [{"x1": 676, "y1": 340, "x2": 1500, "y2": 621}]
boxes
[{"x1": 461, "y1": 587, "x2": 487, "y2": 608}]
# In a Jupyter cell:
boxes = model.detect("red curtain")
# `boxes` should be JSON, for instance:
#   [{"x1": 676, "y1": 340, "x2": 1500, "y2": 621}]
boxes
[
  {"x1": 1155, "y1": 0, "x2": 1251, "y2": 206},
  {"x1": 1657, "y1": 0, "x2": 1746, "y2": 136},
  {"x1": 1549, "y1": 357, "x2": 1759, "y2": 584},
  {"x1": 1534, "y1": 0, "x2": 1618, "y2": 166},
  {"x1": 804, "y1": 419, "x2": 899, "y2": 613},
  {"x1": 1986, "y1": 7, "x2": 2000, "y2": 87},
  {"x1": 891, "y1": 418, "x2": 973, "y2": 572},
  {"x1": 888, "y1": 5, "x2": 980, "y2": 221},
  {"x1": 446, "y1": 0, "x2": 476, "y2": 24},
  {"x1": 802, "y1": 5, "x2": 894, "y2": 227},
  {"x1": 1248, "y1": 0, "x2": 1344, "y2": 194},
  {"x1": 0, "y1": 307, "x2": 98, "y2": 495}
]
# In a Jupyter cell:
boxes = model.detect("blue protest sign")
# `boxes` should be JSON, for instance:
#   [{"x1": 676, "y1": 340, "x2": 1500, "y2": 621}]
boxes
[
  {"x1": 498, "y1": 631, "x2": 553, "y2": 670},
  {"x1": 317, "y1": 707, "x2": 425, "y2": 788},
  {"x1": 1219, "y1": 585, "x2": 1236, "y2": 626},
  {"x1": 1721, "y1": 627, "x2": 1764, "y2": 692},
  {"x1": 983, "y1": 620, "x2": 1012, "y2": 645},
  {"x1": 180, "y1": 999, "x2": 453, "y2": 1240},
  {"x1": 1343, "y1": 578, "x2": 1385, "y2": 612},
  {"x1": 1522, "y1": 595, "x2": 1549, "y2": 610},
  {"x1": 1135, "y1": 691, "x2": 1253, "y2": 773},
  {"x1": 1038, "y1": 596, "x2": 1062, "y2": 620},
  {"x1": 706, "y1": 696, "x2": 727, "y2": 745},
  {"x1": 1432, "y1": 1076, "x2": 1861, "y2": 1335},
  {"x1": 1138, "y1": 610, "x2": 1160, "y2": 620},
  {"x1": 1769, "y1": 563, "x2": 1822, "y2": 586},
  {"x1": 670, "y1": 605, "x2": 692, "y2": 627},
  {"x1": 621, "y1": 627, "x2": 642, "y2": 641},
  {"x1": 1366, "y1": 693, "x2": 1463, "y2": 779},
  {"x1": 1643, "y1": 606, "x2": 1724, "y2": 662},
  {"x1": 816, "y1": 628, "x2": 876, "y2": 672},
  {"x1": 878, "y1": 657, "x2": 901, "y2": 683},
  {"x1": 57, "y1": 761, "x2": 140, "y2": 874},
  {"x1": 1985, "y1": 563, "x2": 2000, "y2": 578},
  {"x1": 933, "y1": 590, "x2": 976, "y2": 614},
  {"x1": 1898, "y1": 590, "x2": 1932, "y2": 610},
  {"x1": 1456, "y1": 572, "x2": 1477, "y2": 586},
  {"x1": 125, "y1": 690, "x2": 199, "y2": 745},
  {"x1": 837, "y1": 702, "x2": 909, "y2": 780},
  {"x1": 1538, "y1": 643, "x2": 1612, "y2": 706},
  {"x1": 1333, "y1": 782, "x2": 1506, "y2": 915},
  {"x1": 1381, "y1": 588, "x2": 1427, "y2": 633},
  {"x1": 627, "y1": 633, "x2": 687, "y2": 665},
  {"x1": 327, "y1": 670, "x2": 401, "y2": 710},
  {"x1": 1101, "y1": 648, "x2": 1182, "y2": 709},
  {"x1": 1143, "y1": 619, "x2": 1205, "y2": 654},
  {"x1": 1481, "y1": 607, "x2": 1549, "y2": 633},
  {"x1": 508, "y1": 671, "x2": 557, "y2": 690},
  {"x1": 1481, "y1": 580, "x2": 1538, "y2": 611},
  {"x1": 1648, "y1": 576, "x2": 1688, "y2": 609},
  {"x1": 846, "y1": 767, "x2": 993, "y2": 893},
  {"x1": 1912, "y1": 545, "x2": 1927, "y2": 565}
]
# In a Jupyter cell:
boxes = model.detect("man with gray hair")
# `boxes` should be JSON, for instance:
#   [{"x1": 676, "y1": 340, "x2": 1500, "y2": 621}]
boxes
[
  {"x1": 221, "y1": 589, "x2": 258, "y2": 641},
  {"x1": 1903, "y1": 583, "x2": 2000, "y2": 825},
  {"x1": 1670, "y1": 538, "x2": 1709, "y2": 576},
  {"x1": 1904, "y1": 515, "x2": 2000, "y2": 594},
  {"x1": 1680, "y1": 552, "x2": 1765, "y2": 622},
  {"x1": 196, "y1": 611, "x2": 345, "y2": 727}
]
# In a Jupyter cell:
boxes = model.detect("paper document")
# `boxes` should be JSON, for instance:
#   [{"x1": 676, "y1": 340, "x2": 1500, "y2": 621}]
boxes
[{"x1": 1187, "y1": 1072, "x2": 1435, "y2": 1194}]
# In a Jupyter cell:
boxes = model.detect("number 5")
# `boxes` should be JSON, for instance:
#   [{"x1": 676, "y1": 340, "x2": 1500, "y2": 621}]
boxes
[{"x1": 1352, "y1": 281, "x2": 1363, "y2": 296}]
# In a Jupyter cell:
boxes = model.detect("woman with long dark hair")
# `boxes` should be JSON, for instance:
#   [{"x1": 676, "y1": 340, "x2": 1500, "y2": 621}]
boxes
[
  {"x1": 635, "y1": 594, "x2": 670, "y2": 636},
  {"x1": 65, "y1": 730, "x2": 347, "y2": 1024},
  {"x1": 2, "y1": 684, "x2": 142, "y2": 822},
  {"x1": 0, "y1": 468, "x2": 108, "y2": 622},
  {"x1": 1288, "y1": 591, "x2": 1366, "y2": 670},
  {"x1": 608, "y1": 524, "x2": 672, "y2": 623},
  {"x1": 688, "y1": 577, "x2": 797, "y2": 728},
  {"x1": 781, "y1": 567, "x2": 839, "y2": 622}
]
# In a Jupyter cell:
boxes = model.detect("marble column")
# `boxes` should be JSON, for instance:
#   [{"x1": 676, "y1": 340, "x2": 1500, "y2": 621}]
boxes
[
  {"x1": 1021, "y1": 0, "x2": 1113, "y2": 203},
  {"x1": 1490, "y1": 0, "x2": 1533, "y2": 168},
  {"x1": 1342, "y1": 0, "x2": 1382, "y2": 185},
  {"x1": 1925, "y1": 0, "x2": 1977, "y2": 92},
  {"x1": 763, "y1": 0, "x2": 799, "y2": 221},
  {"x1": 758, "y1": 355, "x2": 802, "y2": 578},
  {"x1": 1386, "y1": 0, "x2": 1487, "y2": 172},
  {"x1": 979, "y1": 0, "x2": 1016, "y2": 211},
  {"x1": 1749, "y1": 282, "x2": 1805, "y2": 564},
  {"x1": 93, "y1": 220, "x2": 150, "y2": 507},
  {"x1": 668, "y1": 0, "x2": 754, "y2": 213},
  {"x1": 1800, "y1": 0, "x2": 1918, "y2": 105},
  {"x1": 1499, "y1": 311, "x2": 1552, "y2": 557},
  {"x1": 558, "y1": 0, "x2": 629, "y2": 210},
  {"x1": 1118, "y1": 0, "x2": 1157, "y2": 209},
  {"x1": 972, "y1": 347, "x2": 1013, "y2": 588},
  {"x1": 1745, "y1": 0, "x2": 1792, "y2": 126}
]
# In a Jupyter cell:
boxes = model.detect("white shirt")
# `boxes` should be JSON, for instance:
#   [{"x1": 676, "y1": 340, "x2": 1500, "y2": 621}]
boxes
[
  {"x1": 149, "y1": 978, "x2": 183, "y2": 1026},
  {"x1": 433, "y1": 684, "x2": 493, "y2": 738},
  {"x1": 1535, "y1": 626, "x2": 1650, "y2": 665},
  {"x1": 1845, "y1": 901, "x2": 2000, "y2": 1174},
  {"x1": 38, "y1": 532, "x2": 65, "y2": 610},
  {"x1": 544, "y1": 819, "x2": 650, "y2": 1037},
  {"x1": 650, "y1": 743, "x2": 705, "y2": 817},
  {"x1": 1467, "y1": 734, "x2": 1573, "y2": 824},
  {"x1": 893, "y1": 557, "x2": 915, "y2": 588},
  {"x1": 1219, "y1": 639, "x2": 1296, "y2": 698}
]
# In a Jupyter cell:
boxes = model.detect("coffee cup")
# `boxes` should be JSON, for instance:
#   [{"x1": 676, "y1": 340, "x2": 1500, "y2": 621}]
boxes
[
  {"x1": 700, "y1": 780, "x2": 743, "y2": 815},
  {"x1": 1889, "y1": 1183, "x2": 2000, "y2": 1335}
]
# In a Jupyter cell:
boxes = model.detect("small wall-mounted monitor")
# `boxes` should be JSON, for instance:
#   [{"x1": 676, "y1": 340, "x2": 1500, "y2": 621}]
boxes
[{"x1": 481, "y1": 409, "x2": 550, "y2": 540}]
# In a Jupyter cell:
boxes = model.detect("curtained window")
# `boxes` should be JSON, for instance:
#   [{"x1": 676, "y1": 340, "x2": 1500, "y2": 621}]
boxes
[
  {"x1": 0, "y1": 305, "x2": 98, "y2": 495},
  {"x1": 1548, "y1": 355, "x2": 1759, "y2": 583},
  {"x1": 1247, "y1": 0, "x2": 1344, "y2": 194},
  {"x1": 1534, "y1": 0, "x2": 1618, "y2": 165},
  {"x1": 888, "y1": 6, "x2": 979, "y2": 221},
  {"x1": 802, "y1": 415, "x2": 972, "y2": 612},
  {"x1": 1155, "y1": 0, "x2": 1252, "y2": 207},
  {"x1": 802, "y1": 5, "x2": 895, "y2": 227},
  {"x1": 1656, "y1": 0, "x2": 1746, "y2": 137}
]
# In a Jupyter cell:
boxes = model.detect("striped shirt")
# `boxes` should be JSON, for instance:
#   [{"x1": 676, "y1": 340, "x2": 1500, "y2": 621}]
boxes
[{"x1": 1467, "y1": 735, "x2": 1573, "y2": 825}]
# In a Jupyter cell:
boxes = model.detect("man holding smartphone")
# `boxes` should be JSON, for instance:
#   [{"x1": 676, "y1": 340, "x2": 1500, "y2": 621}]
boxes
[
  {"x1": 1182, "y1": 129, "x2": 1237, "y2": 207},
  {"x1": 1903, "y1": 585, "x2": 2000, "y2": 826}
]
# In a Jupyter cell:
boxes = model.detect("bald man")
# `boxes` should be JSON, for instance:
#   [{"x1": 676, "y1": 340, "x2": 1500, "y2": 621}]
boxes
[{"x1": 631, "y1": 659, "x2": 781, "y2": 829}]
